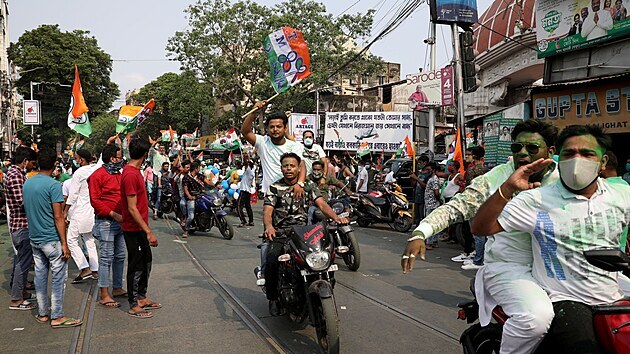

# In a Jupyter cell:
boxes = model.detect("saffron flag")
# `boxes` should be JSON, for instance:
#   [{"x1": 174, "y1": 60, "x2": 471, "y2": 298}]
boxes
[
  {"x1": 67, "y1": 66, "x2": 91, "y2": 137},
  {"x1": 404, "y1": 135, "x2": 414, "y2": 157},
  {"x1": 453, "y1": 127, "x2": 466, "y2": 175},
  {"x1": 263, "y1": 27, "x2": 312, "y2": 94},
  {"x1": 357, "y1": 141, "x2": 370, "y2": 157},
  {"x1": 116, "y1": 99, "x2": 156, "y2": 134}
]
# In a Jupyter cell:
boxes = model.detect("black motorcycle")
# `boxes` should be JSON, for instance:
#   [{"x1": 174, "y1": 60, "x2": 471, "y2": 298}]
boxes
[
  {"x1": 351, "y1": 183, "x2": 413, "y2": 232},
  {"x1": 180, "y1": 191, "x2": 234, "y2": 239},
  {"x1": 156, "y1": 189, "x2": 176, "y2": 219},
  {"x1": 325, "y1": 198, "x2": 361, "y2": 271},
  {"x1": 264, "y1": 223, "x2": 341, "y2": 353}
]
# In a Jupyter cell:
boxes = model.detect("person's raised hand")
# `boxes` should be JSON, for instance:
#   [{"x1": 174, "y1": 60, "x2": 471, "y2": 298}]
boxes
[
  {"x1": 502, "y1": 158, "x2": 553, "y2": 196},
  {"x1": 401, "y1": 238, "x2": 426, "y2": 273}
]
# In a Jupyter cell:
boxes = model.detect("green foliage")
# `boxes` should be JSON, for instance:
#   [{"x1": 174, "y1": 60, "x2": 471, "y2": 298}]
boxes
[
  {"x1": 129, "y1": 71, "x2": 212, "y2": 139},
  {"x1": 8, "y1": 24, "x2": 119, "y2": 149},
  {"x1": 82, "y1": 112, "x2": 117, "y2": 154},
  {"x1": 167, "y1": 0, "x2": 383, "y2": 127}
]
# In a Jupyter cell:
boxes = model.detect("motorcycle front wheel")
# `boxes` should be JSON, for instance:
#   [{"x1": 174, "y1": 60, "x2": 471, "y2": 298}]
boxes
[
  {"x1": 341, "y1": 231, "x2": 361, "y2": 271},
  {"x1": 393, "y1": 214, "x2": 412, "y2": 232},
  {"x1": 357, "y1": 218, "x2": 370, "y2": 227},
  {"x1": 217, "y1": 217, "x2": 234, "y2": 240},
  {"x1": 315, "y1": 296, "x2": 340, "y2": 354}
]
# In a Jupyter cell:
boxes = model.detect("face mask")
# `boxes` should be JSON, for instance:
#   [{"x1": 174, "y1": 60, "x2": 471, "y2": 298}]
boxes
[
  {"x1": 365, "y1": 165, "x2": 371, "y2": 170},
  {"x1": 104, "y1": 161, "x2": 123, "y2": 174},
  {"x1": 312, "y1": 172, "x2": 323, "y2": 179},
  {"x1": 303, "y1": 137, "x2": 314, "y2": 148},
  {"x1": 558, "y1": 157, "x2": 601, "y2": 191},
  {"x1": 73, "y1": 160, "x2": 79, "y2": 168},
  {"x1": 626, "y1": 163, "x2": 630, "y2": 172},
  {"x1": 383, "y1": 168, "x2": 390, "y2": 173}
]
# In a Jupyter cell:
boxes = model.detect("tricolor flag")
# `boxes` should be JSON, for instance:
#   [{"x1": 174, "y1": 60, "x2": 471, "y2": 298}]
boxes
[
  {"x1": 116, "y1": 99, "x2": 156, "y2": 134},
  {"x1": 263, "y1": 27, "x2": 312, "y2": 94},
  {"x1": 357, "y1": 141, "x2": 370, "y2": 157},
  {"x1": 210, "y1": 128, "x2": 241, "y2": 151},
  {"x1": 67, "y1": 66, "x2": 91, "y2": 137}
]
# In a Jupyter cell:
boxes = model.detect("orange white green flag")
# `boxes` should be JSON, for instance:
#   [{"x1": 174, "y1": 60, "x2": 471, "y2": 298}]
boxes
[
  {"x1": 116, "y1": 99, "x2": 156, "y2": 134},
  {"x1": 67, "y1": 65, "x2": 91, "y2": 137},
  {"x1": 263, "y1": 27, "x2": 312, "y2": 94}
]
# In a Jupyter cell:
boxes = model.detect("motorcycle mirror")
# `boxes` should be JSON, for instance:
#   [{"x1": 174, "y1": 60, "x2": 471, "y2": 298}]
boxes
[{"x1": 583, "y1": 249, "x2": 630, "y2": 272}]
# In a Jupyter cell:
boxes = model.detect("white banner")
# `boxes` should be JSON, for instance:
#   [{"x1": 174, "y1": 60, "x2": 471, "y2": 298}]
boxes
[
  {"x1": 23, "y1": 100, "x2": 41, "y2": 125},
  {"x1": 324, "y1": 112, "x2": 413, "y2": 152},
  {"x1": 289, "y1": 113, "x2": 317, "y2": 142}
]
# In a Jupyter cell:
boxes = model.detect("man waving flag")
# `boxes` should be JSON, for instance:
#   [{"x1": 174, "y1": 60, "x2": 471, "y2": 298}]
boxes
[{"x1": 67, "y1": 65, "x2": 91, "y2": 137}]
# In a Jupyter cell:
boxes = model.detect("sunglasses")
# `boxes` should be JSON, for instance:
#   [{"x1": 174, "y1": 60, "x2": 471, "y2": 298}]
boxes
[{"x1": 510, "y1": 143, "x2": 542, "y2": 155}]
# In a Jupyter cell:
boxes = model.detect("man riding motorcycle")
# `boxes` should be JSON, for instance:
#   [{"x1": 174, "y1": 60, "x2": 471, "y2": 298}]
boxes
[
  {"x1": 263, "y1": 152, "x2": 348, "y2": 315},
  {"x1": 307, "y1": 160, "x2": 351, "y2": 224}
]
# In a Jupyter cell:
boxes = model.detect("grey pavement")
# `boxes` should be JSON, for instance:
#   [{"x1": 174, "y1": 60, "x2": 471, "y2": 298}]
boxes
[{"x1": 0, "y1": 201, "x2": 474, "y2": 353}]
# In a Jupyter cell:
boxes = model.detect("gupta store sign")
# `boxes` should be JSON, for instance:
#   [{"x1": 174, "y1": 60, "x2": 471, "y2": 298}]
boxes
[{"x1": 533, "y1": 83, "x2": 630, "y2": 134}]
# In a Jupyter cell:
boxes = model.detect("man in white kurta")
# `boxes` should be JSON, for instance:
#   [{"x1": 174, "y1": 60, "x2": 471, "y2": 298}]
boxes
[{"x1": 581, "y1": 0, "x2": 614, "y2": 40}]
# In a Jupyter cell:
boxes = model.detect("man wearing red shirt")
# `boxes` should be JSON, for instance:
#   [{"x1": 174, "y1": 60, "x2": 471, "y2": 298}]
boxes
[
  {"x1": 120, "y1": 137, "x2": 160, "y2": 318},
  {"x1": 88, "y1": 144, "x2": 127, "y2": 308}
]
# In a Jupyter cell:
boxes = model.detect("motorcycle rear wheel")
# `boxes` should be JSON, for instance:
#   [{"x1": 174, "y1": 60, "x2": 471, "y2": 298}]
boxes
[
  {"x1": 316, "y1": 296, "x2": 340, "y2": 354},
  {"x1": 393, "y1": 214, "x2": 412, "y2": 232},
  {"x1": 471, "y1": 323, "x2": 502, "y2": 354},
  {"x1": 217, "y1": 217, "x2": 234, "y2": 240},
  {"x1": 341, "y1": 231, "x2": 361, "y2": 271}
]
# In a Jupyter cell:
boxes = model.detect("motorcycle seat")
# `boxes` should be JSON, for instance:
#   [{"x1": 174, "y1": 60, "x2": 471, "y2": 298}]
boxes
[
  {"x1": 366, "y1": 195, "x2": 387, "y2": 206},
  {"x1": 492, "y1": 306, "x2": 509, "y2": 325}
]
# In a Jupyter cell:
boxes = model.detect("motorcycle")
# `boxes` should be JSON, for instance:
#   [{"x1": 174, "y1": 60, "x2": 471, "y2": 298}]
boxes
[
  {"x1": 351, "y1": 183, "x2": 413, "y2": 232},
  {"x1": 156, "y1": 189, "x2": 176, "y2": 219},
  {"x1": 180, "y1": 190, "x2": 234, "y2": 240},
  {"x1": 313, "y1": 196, "x2": 361, "y2": 271},
  {"x1": 457, "y1": 248, "x2": 630, "y2": 354},
  {"x1": 261, "y1": 223, "x2": 341, "y2": 353}
]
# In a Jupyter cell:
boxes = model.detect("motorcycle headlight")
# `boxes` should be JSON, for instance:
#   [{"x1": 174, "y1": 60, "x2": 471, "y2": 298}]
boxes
[
  {"x1": 305, "y1": 251, "x2": 331, "y2": 271},
  {"x1": 332, "y1": 202, "x2": 344, "y2": 214},
  {"x1": 212, "y1": 198, "x2": 222, "y2": 206}
]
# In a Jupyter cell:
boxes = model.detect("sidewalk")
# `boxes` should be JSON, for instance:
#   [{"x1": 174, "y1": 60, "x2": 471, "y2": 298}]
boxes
[{"x1": 0, "y1": 219, "x2": 273, "y2": 353}]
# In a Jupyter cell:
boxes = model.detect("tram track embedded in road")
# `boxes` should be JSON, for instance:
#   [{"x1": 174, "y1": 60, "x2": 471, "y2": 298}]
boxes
[
  {"x1": 69, "y1": 276, "x2": 98, "y2": 354},
  {"x1": 164, "y1": 218, "x2": 288, "y2": 354}
]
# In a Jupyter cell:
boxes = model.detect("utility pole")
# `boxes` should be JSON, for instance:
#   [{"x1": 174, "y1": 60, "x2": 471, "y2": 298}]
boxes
[
  {"x1": 451, "y1": 23, "x2": 467, "y2": 160},
  {"x1": 428, "y1": 21, "x2": 437, "y2": 153},
  {"x1": 29, "y1": 81, "x2": 34, "y2": 138}
]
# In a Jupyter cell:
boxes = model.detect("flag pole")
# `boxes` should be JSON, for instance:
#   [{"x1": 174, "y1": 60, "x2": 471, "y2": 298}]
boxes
[{"x1": 240, "y1": 92, "x2": 281, "y2": 119}]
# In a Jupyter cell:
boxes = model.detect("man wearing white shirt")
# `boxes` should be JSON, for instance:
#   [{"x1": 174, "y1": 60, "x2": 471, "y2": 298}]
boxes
[
  {"x1": 384, "y1": 167, "x2": 396, "y2": 184},
  {"x1": 473, "y1": 125, "x2": 629, "y2": 353},
  {"x1": 356, "y1": 162, "x2": 369, "y2": 193},
  {"x1": 581, "y1": 0, "x2": 614, "y2": 40},
  {"x1": 300, "y1": 130, "x2": 328, "y2": 176},
  {"x1": 64, "y1": 149, "x2": 101, "y2": 283}
]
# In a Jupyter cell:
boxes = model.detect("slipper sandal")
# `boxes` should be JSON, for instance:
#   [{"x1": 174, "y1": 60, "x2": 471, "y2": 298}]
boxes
[
  {"x1": 71, "y1": 274, "x2": 93, "y2": 284},
  {"x1": 99, "y1": 301, "x2": 121, "y2": 308},
  {"x1": 51, "y1": 318, "x2": 83, "y2": 328},
  {"x1": 35, "y1": 315, "x2": 49, "y2": 324},
  {"x1": 141, "y1": 302, "x2": 162, "y2": 310},
  {"x1": 113, "y1": 292, "x2": 128, "y2": 298},
  {"x1": 128, "y1": 309, "x2": 153, "y2": 319},
  {"x1": 23, "y1": 293, "x2": 36, "y2": 300},
  {"x1": 9, "y1": 301, "x2": 36, "y2": 311}
]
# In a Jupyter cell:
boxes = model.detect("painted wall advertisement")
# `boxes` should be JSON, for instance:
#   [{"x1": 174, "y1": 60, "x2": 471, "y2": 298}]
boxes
[
  {"x1": 402, "y1": 67, "x2": 454, "y2": 111},
  {"x1": 533, "y1": 83, "x2": 630, "y2": 133},
  {"x1": 483, "y1": 114, "x2": 522, "y2": 168},
  {"x1": 430, "y1": 0, "x2": 479, "y2": 24},
  {"x1": 536, "y1": 0, "x2": 630, "y2": 58},
  {"x1": 288, "y1": 113, "x2": 317, "y2": 142},
  {"x1": 324, "y1": 112, "x2": 413, "y2": 152}
]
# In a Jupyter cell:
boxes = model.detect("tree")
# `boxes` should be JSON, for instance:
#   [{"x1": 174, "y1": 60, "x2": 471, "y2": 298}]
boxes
[
  {"x1": 167, "y1": 0, "x2": 382, "y2": 128},
  {"x1": 129, "y1": 71, "x2": 213, "y2": 138},
  {"x1": 82, "y1": 112, "x2": 117, "y2": 155},
  {"x1": 8, "y1": 25, "x2": 120, "y2": 148}
]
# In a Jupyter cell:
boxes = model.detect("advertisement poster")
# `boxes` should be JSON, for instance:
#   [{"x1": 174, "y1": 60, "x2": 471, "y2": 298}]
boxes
[
  {"x1": 441, "y1": 66, "x2": 454, "y2": 106},
  {"x1": 533, "y1": 82, "x2": 630, "y2": 134},
  {"x1": 324, "y1": 112, "x2": 413, "y2": 152},
  {"x1": 431, "y1": 0, "x2": 479, "y2": 24},
  {"x1": 483, "y1": 115, "x2": 523, "y2": 168},
  {"x1": 404, "y1": 69, "x2": 453, "y2": 111},
  {"x1": 23, "y1": 100, "x2": 41, "y2": 125},
  {"x1": 289, "y1": 113, "x2": 318, "y2": 142},
  {"x1": 536, "y1": 0, "x2": 630, "y2": 58}
]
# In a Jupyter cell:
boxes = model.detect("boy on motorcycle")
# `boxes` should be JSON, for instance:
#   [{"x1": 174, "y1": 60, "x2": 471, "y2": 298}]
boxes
[
  {"x1": 473, "y1": 125, "x2": 630, "y2": 353},
  {"x1": 263, "y1": 152, "x2": 348, "y2": 316}
]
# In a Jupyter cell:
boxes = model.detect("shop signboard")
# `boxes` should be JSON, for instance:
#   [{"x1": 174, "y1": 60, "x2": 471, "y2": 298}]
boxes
[
  {"x1": 430, "y1": 0, "x2": 478, "y2": 25},
  {"x1": 324, "y1": 112, "x2": 413, "y2": 152},
  {"x1": 23, "y1": 100, "x2": 41, "y2": 125},
  {"x1": 536, "y1": 0, "x2": 630, "y2": 58},
  {"x1": 289, "y1": 113, "x2": 317, "y2": 142}
]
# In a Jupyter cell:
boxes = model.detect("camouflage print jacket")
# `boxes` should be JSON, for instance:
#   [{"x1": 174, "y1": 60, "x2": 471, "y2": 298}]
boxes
[{"x1": 264, "y1": 179, "x2": 322, "y2": 231}]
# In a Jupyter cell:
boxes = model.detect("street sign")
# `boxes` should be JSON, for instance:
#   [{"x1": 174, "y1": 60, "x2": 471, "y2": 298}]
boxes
[{"x1": 23, "y1": 100, "x2": 41, "y2": 125}]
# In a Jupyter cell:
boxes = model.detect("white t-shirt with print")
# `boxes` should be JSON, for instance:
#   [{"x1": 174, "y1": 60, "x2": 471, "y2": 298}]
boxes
[
  {"x1": 498, "y1": 179, "x2": 630, "y2": 305},
  {"x1": 357, "y1": 169, "x2": 368, "y2": 193},
  {"x1": 254, "y1": 134, "x2": 304, "y2": 194},
  {"x1": 302, "y1": 143, "x2": 326, "y2": 176}
]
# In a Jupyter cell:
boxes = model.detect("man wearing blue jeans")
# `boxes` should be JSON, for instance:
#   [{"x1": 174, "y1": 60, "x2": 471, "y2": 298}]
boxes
[
  {"x1": 23, "y1": 148, "x2": 82, "y2": 328},
  {"x1": 88, "y1": 143, "x2": 127, "y2": 307},
  {"x1": 182, "y1": 161, "x2": 204, "y2": 238}
]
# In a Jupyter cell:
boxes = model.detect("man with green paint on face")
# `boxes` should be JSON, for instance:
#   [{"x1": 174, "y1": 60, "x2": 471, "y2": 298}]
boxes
[{"x1": 473, "y1": 125, "x2": 630, "y2": 353}]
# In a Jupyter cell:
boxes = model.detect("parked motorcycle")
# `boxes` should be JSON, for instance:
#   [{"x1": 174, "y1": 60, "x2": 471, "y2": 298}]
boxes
[
  {"x1": 261, "y1": 223, "x2": 341, "y2": 353},
  {"x1": 351, "y1": 183, "x2": 413, "y2": 232},
  {"x1": 457, "y1": 248, "x2": 630, "y2": 354},
  {"x1": 180, "y1": 191, "x2": 234, "y2": 239}
]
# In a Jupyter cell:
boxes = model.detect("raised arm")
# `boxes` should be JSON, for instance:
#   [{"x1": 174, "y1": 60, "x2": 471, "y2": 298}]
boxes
[{"x1": 241, "y1": 101, "x2": 266, "y2": 146}]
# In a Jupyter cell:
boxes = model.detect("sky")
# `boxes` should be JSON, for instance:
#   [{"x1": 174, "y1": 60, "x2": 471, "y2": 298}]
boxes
[{"x1": 9, "y1": 0, "x2": 494, "y2": 108}]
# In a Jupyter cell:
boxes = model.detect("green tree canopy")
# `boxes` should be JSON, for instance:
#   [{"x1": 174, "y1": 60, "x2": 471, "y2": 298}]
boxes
[
  {"x1": 9, "y1": 24, "x2": 119, "y2": 148},
  {"x1": 129, "y1": 71, "x2": 214, "y2": 138},
  {"x1": 167, "y1": 0, "x2": 382, "y2": 127}
]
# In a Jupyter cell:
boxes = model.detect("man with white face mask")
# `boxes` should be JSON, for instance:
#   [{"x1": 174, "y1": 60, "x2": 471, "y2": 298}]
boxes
[
  {"x1": 300, "y1": 130, "x2": 328, "y2": 176},
  {"x1": 473, "y1": 124, "x2": 629, "y2": 353}
]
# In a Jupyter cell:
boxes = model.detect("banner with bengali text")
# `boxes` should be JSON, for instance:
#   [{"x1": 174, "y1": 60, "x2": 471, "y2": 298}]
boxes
[{"x1": 324, "y1": 112, "x2": 413, "y2": 152}]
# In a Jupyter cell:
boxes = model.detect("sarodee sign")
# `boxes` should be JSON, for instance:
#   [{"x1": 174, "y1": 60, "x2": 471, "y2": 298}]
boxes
[{"x1": 533, "y1": 83, "x2": 630, "y2": 134}]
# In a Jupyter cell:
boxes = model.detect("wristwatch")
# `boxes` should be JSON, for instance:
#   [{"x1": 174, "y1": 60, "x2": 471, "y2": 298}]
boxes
[{"x1": 297, "y1": 181, "x2": 305, "y2": 188}]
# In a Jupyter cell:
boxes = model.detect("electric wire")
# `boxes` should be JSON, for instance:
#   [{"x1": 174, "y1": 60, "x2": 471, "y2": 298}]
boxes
[{"x1": 335, "y1": 0, "x2": 363, "y2": 18}]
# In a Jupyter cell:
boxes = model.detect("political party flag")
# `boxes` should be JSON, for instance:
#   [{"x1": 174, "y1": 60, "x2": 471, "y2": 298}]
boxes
[
  {"x1": 453, "y1": 127, "x2": 466, "y2": 175},
  {"x1": 116, "y1": 99, "x2": 155, "y2": 134},
  {"x1": 211, "y1": 128, "x2": 241, "y2": 151},
  {"x1": 160, "y1": 129, "x2": 178, "y2": 142},
  {"x1": 333, "y1": 129, "x2": 344, "y2": 148},
  {"x1": 67, "y1": 66, "x2": 91, "y2": 137},
  {"x1": 357, "y1": 141, "x2": 370, "y2": 157},
  {"x1": 263, "y1": 27, "x2": 312, "y2": 94},
  {"x1": 404, "y1": 135, "x2": 414, "y2": 157},
  {"x1": 228, "y1": 150, "x2": 234, "y2": 165}
]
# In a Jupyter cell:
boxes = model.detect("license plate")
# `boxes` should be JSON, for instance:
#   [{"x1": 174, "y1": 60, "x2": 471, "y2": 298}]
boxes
[
  {"x1": 300, "y1": 264, "x2": 338, "y2": 276},
  {"x1": 338, "y1": 212, "x2": 349, "y2": 218}
]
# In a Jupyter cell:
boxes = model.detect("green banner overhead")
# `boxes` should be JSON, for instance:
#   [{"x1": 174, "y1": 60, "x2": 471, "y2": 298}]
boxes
[{"x1": 536, "y1": 0, "x2": 630, "y2": 58}]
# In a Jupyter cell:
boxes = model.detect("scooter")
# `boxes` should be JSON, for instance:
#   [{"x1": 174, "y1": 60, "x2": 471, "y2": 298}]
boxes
[
  {"x1": 352, "y1": 183, "x2": 413, "y2": 232},
  {"x1": 457, "y1": 248, "x2": 630, "y2": 354},
  {"x1": 181, "y1": 190, "x2": 234, "y2": 239}
]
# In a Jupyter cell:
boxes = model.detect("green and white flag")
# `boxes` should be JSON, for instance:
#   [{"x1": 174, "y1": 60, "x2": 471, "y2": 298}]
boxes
[{"x1": 263, "y1": 27, "x2": 312, "y2": 93}]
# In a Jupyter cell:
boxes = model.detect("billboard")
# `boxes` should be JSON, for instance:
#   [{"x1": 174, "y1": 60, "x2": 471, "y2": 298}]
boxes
[
  {"x1": 533, "y1": 82, "x2": 630, "y2": 134},
  {"x1": 288, "y1": 113, "x2": 318, "y2": 142},
  {"x1": 536, "y1": 0, "x2": 630, "y2": 58},
  {"x1": 402, "y1": 67, "x2": 454, "y2": 111},
  {"x1": 430, "y1": 0, "x2": 479, "y2": 25},
  {"x1": 23, "y1": 100, "x2": 41, "y2": 125},
  {"x1": 324, "y1": 112, "x2": 413, "y2": 152}
]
